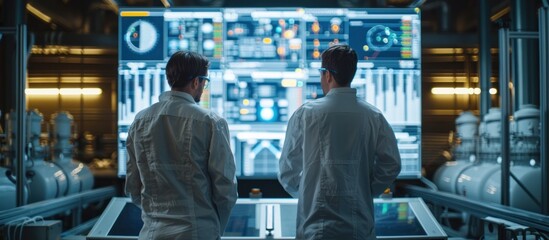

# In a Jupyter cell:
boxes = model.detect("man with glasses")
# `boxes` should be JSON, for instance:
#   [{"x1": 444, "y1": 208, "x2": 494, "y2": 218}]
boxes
[
  {"x1": 278, "y1": 44, "x2": 401, "y2": 240},
  {"x1": 125, "y1": 50, "x2": 237, "y2": 240}
]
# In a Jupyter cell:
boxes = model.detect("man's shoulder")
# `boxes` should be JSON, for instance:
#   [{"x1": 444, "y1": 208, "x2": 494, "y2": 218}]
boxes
[
  {"x1": 300, "y1": 98, "x2": 326, "y2": 111},
  {"x1": 134, "y1": 103, "x2": 160, "y2": 120},
  {"x1": 204, "y1": 110, "x2": 226, "y2": 123}
]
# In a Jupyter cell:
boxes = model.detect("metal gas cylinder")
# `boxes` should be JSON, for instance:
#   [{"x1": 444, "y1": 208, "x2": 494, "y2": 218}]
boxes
[{"x1": 51, "y1": 112, "x2": 94, "y2": 194}]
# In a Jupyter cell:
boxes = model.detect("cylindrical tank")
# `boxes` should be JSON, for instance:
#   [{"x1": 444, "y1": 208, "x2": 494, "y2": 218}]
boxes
[
  {"x1": 6, "y1": 110, "x2": 69, "y2": 203},
  {"x1": 54, "y1": 154, "x2": 94, "y2": 194},
  {"x1": 433, "y1": 160, "x2": 475, "y2": 194},
  {"x1": 455, "y1": 108, "x2": 502, "y2": 200},
  {"x1": 51, "y1": 112, "x2": 94, "y2": 194},
  {"x1": 0, "y1": 167, "x2": 17, "y2": 210},
  {"x1": 24, "y1": 110, "x2": 68, "y2": 203},
  {"x1": 482, "y1": 105, "x2": 541, "y2": 212},
  {"x1": 433, "y1": 111, "x2": 478, "y2": 193},
  {"x1": 456, "y1": 162, "x2": 500, "y2": 200},
  {"x1": 27, "y1": 160, "x2": 68, "y2": 203},
  {"x1": 482, "y1": 166, "x2": 541, "y2": 212}
]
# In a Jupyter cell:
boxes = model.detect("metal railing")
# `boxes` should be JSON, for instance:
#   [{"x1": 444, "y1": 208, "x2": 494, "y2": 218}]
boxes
[
  {"x1": 0, "y1": 186, "x2": 116, "y2": 227},
  {"x1": 401, "y1": 185, "x2": 549, "y2": 233},
  {"x1": 539, "y1": 6, "x2": 549, "y2": 216}
]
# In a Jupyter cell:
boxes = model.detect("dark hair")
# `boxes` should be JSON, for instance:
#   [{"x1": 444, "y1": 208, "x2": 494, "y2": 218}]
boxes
[
  {"x1": 321, "y1": 44, "x2": 358, "y2": 86},
  {"x1": 166, "y1": 51, "x2": 210, "y2": 88}
]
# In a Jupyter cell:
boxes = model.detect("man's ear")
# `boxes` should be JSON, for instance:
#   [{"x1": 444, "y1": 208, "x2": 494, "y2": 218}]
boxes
[
  {"x1": 191, "y1": 77, "x2": 199, "y2": 90},
  {"x1": 326, "y1": 72, "x2": 335, "y2": 85}
]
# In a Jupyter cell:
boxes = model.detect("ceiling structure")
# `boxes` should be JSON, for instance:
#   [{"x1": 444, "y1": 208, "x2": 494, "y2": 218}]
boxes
[{"x1": 2, "y1": 0, "x2": 512, "y2": 36}]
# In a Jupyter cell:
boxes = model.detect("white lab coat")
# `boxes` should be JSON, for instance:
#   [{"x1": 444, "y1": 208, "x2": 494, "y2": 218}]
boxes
[
  {"x1": 125, "y1": 91, "x2": 238, "y2": 240},
  {"x1": 278, "y1": 88, "x2": 401, "y2": 240}
]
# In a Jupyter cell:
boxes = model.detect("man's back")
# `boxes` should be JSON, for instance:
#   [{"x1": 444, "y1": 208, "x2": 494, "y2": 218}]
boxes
[
  {"x1": 125, "y1": 91, "x2": 237, "y2": 240},
  {"x1": 279, "y1": 88, "x2": 401, "y2": 240}
]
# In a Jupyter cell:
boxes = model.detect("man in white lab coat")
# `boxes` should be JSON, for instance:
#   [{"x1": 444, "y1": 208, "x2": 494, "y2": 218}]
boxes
[
  {"x1": 125, "y1": 51, "x2": 238, "y2": 240},
  {"x1": 278, "y1": 44, "x2": 401, "y2": 240}
]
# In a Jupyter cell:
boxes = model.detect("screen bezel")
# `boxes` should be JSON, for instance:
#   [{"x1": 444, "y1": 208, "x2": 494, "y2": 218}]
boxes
[{"x1": 87, "y1": 198, "x2": 446, "y2": 240}]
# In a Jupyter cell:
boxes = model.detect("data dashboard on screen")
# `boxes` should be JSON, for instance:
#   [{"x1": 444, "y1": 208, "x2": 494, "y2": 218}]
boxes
[{"x1": 117, "y1": 7, "x2": 422, "y2": 179}]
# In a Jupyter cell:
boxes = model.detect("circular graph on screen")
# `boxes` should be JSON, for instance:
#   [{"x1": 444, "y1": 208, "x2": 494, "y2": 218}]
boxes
[
  {"x1": 366, "y1": 25, "x2": 397, "y2": 52},
  {"x1": 125, "y1": 20, "x2": 158, "y2": 54}
]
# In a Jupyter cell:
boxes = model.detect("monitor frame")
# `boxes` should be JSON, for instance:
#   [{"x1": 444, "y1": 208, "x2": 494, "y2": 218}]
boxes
[{"x1": 87, "y1": 197, "x2": 446, "y2": 240}]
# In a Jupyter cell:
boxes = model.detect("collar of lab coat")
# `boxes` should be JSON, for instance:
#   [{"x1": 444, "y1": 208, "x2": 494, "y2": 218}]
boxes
[
  {"x1": 159, "y1": 91, "x2": 197, "y2": 104},
  {"x1": 325, "y1": 87, "x2": 357, "y2": 96}
]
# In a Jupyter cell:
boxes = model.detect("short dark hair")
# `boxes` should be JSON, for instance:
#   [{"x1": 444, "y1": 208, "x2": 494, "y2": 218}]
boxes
[
  {"x1": 321, "y1": 44, "x2": 358, "y2": 86},
  {"x1": 166, "y1": 51, "x2": 210, "y2": 88}
]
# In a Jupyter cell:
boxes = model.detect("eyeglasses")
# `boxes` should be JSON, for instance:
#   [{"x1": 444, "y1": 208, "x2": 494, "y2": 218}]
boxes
[
  {"x1": 318, "y1": 67, "x2": 337, "y2": 75},
  {"x1": 197, "y1": 76, "x2": 210, "y2": 89}
]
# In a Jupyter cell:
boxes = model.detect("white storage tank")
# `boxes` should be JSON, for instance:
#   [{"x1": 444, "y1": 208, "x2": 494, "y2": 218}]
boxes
[
  {"x1": 433, "y1": 111, "x2": 478, "y2": 193},
  {"x1": 0, "y1": 167, "x2": 17, "y2": 210},
  {"x1": 482, "y1": 166, "x2": 541, "y2": 212},
  {"x1": 482, "y1": 105, "x2": 541, "y2": 212},
  {"x1": 455, "y1": 108, "x2": 501, "y2": 200},
  {"x1": 18, "y1": 110, "x2": 68, "y2": 203},
  {"x1": 51, "y1": 112, "x2": 94, "y2": 194}
]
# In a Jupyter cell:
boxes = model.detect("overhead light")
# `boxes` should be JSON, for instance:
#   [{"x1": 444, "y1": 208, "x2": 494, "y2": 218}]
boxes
[
  {"x1": 104, "y1": 0, "x2": 119, "y2": 12},
  {"x1": 25, "y1": 88, "x2": 103, "y2": 96},
  {"x1": 26, "y1": 3, "x2": 51, "y2": 23},
  {"x1": 431, "y1": 87, "x2": 498, "y2": 95},
  {"x1": 25, "y1": 88, "x2": 59, "y2": 95},
  {"x1": 60, "y1": 88, "x2": 102, "y2": 95},
  {"x1": 160, "y1": 0, "x2": 172, "y2": 8}
]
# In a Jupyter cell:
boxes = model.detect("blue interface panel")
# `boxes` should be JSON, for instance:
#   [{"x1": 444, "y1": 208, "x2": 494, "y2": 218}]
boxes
[{"x1": 117, "y1": 8, "x2": 421, "y2": 179}]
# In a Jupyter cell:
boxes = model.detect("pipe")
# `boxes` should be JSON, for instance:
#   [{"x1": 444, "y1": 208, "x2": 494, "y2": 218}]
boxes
[
  {"x1": 15, "y1": 24, "x2": 28, "y2": 207},
  {"x1": 479, "y1": 0, "x2": 492, "y2": 118},
  {"x1": 490, "y1": 0, "x2": 510, "y2": 22},
  {"x1": 511, "y1": 0, "x2": 539, "y2": 109},
  {"x1": 1, "y1": 0, "x2": 25, "y2": 126},
  {"x1": 540, "y1": 6, "x2": 549, "y2": 215},
  {"x1": 498, "y1": 27, "x2": 511, "y2": 206},
  {"x1": 421, "y1": 0, "x2": 450, "y2": 32},
  {"x1": 408, "y1": 0, "x2": 427, "y2": 8}
]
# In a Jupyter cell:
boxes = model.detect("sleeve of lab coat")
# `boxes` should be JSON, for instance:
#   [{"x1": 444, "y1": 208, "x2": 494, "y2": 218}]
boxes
[
  {"x1": 371, "y1": 115, "x2": 402, "y2": 196},
  {"x1": 125, "y1": 125, "x2": 142, "y2": 207},
  {"x1": 208, "y1": 118, "x2": 238, "y2": 235},
  {"x1": 278, "y1": 109, "x2": 304, "y2": 198}
]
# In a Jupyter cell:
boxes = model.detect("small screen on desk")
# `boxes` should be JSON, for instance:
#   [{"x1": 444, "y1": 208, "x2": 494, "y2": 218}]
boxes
[
  {"x1": 224, "y1": 204, "x2": 261, "y2": 237},
  {"x1": 108, "y1": 202, "x2": 143, "y2": 236},
  {"x1": 374, "y1": 202, "x2": 426, "y2": 236}
]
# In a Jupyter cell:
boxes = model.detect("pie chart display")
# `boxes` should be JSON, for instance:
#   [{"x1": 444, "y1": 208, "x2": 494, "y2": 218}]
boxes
[
  {"x1": 120, "y1": 16, "x2": 163, "y2": 60},
  {"x1": 125, "y1": 20, "x2": 158, "y2": 54}
]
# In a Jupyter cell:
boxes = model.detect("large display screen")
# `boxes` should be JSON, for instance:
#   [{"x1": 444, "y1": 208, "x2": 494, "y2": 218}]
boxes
[{"x1": 117, "y1": 8, "x2": 422, "y2": 179}]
